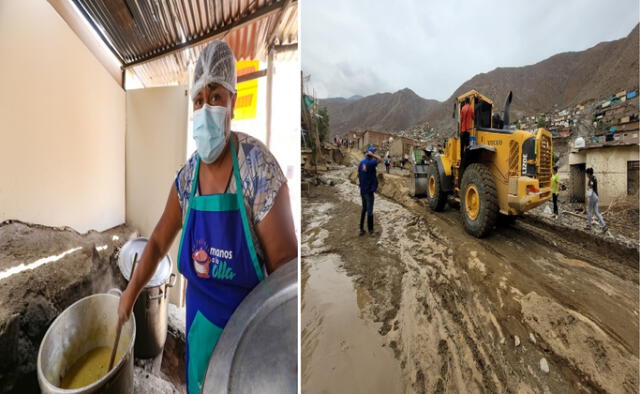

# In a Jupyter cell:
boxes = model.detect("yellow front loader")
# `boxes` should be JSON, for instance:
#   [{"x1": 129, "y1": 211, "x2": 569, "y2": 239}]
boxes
[{"x1": 426, "y1": 90, "x2": 553, "y2": 237}]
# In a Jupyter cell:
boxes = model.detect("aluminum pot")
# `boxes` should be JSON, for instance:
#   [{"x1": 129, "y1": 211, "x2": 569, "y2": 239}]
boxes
[
  {"x1": 37, "y1": 290, "x2": 135, "y2": 394},
  {"x1": 131, "y1": 271, "x2": 176, "y2": 358},
  {"x1": 202, "y1": 259, "x2": 298, "y2": 394},
  {"x1": 118, "y1": 238, "x2": 176, "y2": 358}
]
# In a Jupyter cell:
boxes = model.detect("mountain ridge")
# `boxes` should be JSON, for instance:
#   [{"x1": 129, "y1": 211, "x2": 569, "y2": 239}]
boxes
[{"x1": 320, "y1": 24, "x2": 639, "y2": 138}]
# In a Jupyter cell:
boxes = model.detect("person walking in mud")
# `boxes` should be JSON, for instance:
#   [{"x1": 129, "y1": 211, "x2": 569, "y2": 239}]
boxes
[
  {"x1": 384, "y1": 155, "x2": 391, "y2": 174},
  {"x1": 358, "y1": 147, "x2": 381, "y2": 236},
  {"x1": 585, "y1": 167, "x2": 606, "y2": 232}
]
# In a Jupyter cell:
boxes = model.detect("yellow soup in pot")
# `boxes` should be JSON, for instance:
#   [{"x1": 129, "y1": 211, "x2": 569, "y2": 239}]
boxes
[{"x1": 60, "y1": 346, "x2": 122, "y2": 389}]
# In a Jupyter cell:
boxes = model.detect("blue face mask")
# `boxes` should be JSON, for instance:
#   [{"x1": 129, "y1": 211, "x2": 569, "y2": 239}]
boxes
[{"x1": 193, "y1": 104, "x2": 228, "y2": 164}]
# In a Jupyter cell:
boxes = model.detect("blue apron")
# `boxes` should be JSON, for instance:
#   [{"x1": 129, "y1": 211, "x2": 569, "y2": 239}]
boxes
[{"x1": 177, "y1": 137, "x2": 264, "y2": 393}]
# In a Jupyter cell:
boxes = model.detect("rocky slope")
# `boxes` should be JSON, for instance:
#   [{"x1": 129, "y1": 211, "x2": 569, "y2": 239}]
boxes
[
  {"x1": 319, "y1": 88, "x2": 439, "y2": 137},
  {"x1": 321, "y1": 24, "x2": 639, "y2": 138}
]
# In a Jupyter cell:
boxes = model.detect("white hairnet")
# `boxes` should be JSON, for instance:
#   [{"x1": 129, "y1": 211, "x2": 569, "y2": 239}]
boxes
[{"x1": 191, "y1": 40, "x2": 236, "y2": 100}]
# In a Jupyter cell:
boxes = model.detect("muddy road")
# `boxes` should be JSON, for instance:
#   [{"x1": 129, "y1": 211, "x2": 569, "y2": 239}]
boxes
[{"x1": 301, "y1": 167, "x2": 639, "y2": 393}]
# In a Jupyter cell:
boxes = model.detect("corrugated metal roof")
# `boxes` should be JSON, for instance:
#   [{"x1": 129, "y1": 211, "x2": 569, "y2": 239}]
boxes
[{"x1": 72, "y1": 0, "x2": 297, "y2": 87}]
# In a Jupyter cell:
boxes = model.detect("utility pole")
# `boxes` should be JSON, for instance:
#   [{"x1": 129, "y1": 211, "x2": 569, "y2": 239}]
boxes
[{"x1": 301, "y1": 73, "x2": 322, "y2": 173}]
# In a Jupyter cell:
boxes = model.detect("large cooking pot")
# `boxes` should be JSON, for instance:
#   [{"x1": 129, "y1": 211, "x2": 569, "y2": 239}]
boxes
[
  {"x1": 37, "y1": 290, "x2": 135, "y2": 394},
  {"x1": 202, "y1": 258, "x2": 297, "y2": 394},
  {"x1": 118, "y1": 237, "x2": 176, "y2": 359}
]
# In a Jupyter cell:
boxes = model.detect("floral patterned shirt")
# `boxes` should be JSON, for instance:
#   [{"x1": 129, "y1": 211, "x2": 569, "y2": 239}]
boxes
[{"x1": 175, "y1": 132, "x2": 286, "y2": 262}]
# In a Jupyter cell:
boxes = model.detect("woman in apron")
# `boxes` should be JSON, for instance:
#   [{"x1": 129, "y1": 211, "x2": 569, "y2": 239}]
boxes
[{"x1": 117, "y1": 40, "x2": 297, "y2": 393}]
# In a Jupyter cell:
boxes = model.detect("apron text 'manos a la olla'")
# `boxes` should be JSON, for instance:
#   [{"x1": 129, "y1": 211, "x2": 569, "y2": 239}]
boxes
[{"x1": 177, "y1": 136, "x2": 264, "y2": 394}]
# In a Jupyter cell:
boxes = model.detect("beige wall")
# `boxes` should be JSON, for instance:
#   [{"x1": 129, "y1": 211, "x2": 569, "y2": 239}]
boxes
[
  {"x1": 0, "y1": 0, "x2": 125, "y2": 233},
  {"x1": 46, "y1": 0, "x2": 122, "y2": 85},
  {"x1": 364, "y1": 132, "x2": 392, "y2": 148},
  {"x1": 389, "y1": 138, "x2": 404, "y2": 157},
  {"x1": 126, "y1": 86, "x2": 188, "y2": 305},
  {"x1": 569, "y1": 145, "x2": 639, "y2": 205}
]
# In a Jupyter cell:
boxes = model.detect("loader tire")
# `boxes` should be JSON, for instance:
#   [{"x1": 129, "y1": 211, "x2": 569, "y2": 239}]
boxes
[
  {"x1": 460, "y1": 163, "x2": 498, "y2": 237},
  {"x1": 426, "y1": 163, "x2": 447, "y2": 211}
]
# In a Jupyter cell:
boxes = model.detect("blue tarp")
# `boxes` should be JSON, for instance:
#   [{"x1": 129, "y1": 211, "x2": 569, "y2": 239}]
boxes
[{"x1": 627, "y1": 91, "x2": 637, "y2": 99}]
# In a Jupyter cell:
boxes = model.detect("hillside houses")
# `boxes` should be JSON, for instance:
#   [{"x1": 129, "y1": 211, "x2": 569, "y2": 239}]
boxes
[
  {"x1": 591, "y1": 90, "x2": 639, "y2": 145},
  {"x1": 346, "y1": 129, "x2": 420, "y2": 158},
  {"x1": 504, "y1": 89, "x2": 640, "y2": 205},
  {"x1": 517, "y1": 88, "x2": 639, "y2": 147}
]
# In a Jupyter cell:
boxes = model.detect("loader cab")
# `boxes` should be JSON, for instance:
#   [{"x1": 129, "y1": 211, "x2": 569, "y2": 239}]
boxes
[
  {"x1": 475, "y1": 99, "x2": 492, "y2": 128},
  {"x1": 453, "y1": 91, "x2": 495, "y2": 133},
  {"x1": 452, "y1": 91, "x2": 496, "y2": 165}
]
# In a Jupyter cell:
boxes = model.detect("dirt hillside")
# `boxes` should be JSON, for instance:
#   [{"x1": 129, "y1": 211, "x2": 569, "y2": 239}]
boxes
[{"x1": 321, "y1": 24, "x2": 639, "y2": 138}]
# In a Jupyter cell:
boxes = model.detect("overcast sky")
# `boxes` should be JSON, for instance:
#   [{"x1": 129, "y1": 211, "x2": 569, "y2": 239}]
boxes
[{"x1": 301, "y1": 0, "x2": 639, "y2": 101}]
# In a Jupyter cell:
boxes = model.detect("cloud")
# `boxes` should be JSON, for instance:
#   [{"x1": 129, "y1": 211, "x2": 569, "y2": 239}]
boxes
[{"x1": 301, "y1": 0, "x2": 639, "y2": 100}]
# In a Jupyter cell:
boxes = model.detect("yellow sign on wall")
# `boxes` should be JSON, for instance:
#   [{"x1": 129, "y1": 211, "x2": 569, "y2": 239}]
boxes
[{"x1": 234, "y1": 60, "x2": 259, "y2": 120}]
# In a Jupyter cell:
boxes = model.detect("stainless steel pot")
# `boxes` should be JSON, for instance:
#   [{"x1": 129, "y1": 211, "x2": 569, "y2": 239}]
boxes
[
  {"x1": 37, "y1": 290, "x2": 136, "y2": 394},
  {"x1": 118, "y1": 238, "x2": 175, "y2": 359},
  {"x1": 132, "y1": 271, "x2": 176, "y2": 358},
  {"x1": 202, "y1": 259, "x2": 298, "y2": 394}
]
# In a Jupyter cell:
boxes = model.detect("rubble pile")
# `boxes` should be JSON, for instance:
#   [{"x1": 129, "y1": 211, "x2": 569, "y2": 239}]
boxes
[
  {"x1": 134, "y1": 358, "x2": 180, "y2": 394},
  {"x1": 600, "y1": 195, "x2": 640, "y2": 240},
  {"x1": 527, "y1": 198, "x2": 639, "y2": 253}
]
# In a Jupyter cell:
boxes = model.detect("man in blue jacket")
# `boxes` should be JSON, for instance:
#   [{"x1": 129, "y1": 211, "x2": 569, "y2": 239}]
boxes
[{"x1": 358, "y1": 147, "x2": 381, "y2": 235}]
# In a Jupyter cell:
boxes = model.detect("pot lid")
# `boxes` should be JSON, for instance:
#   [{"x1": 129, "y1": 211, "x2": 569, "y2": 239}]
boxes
[
  {"x1": 202, "y1": 259, "x2": 297, "y2": 394},
  {"x1": 118, "y1": 237, "x2": 172, "y2": 287}
]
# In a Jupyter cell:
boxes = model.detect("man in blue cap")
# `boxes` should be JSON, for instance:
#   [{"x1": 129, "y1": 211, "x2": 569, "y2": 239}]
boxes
[{"x1": 358, "y1": 147, "x2": 381, "y2": 235}]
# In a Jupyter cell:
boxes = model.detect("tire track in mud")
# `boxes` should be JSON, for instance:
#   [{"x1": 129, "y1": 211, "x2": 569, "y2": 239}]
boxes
[
  {"x1": 308, "y1": 169, "x2": 533, "y2": 392},
  {"x1": 303, "y1": 167, "x2": 638, "y2": 393},
  {"x1": 378, "y1": 169, "x2": 639, "y2": 392},
  {"x1": 389, "y1": 212, "x2": 519, "y2": 393},
  {"x1": 512, "y1": 219, "x2": 638, "y2": 283}
]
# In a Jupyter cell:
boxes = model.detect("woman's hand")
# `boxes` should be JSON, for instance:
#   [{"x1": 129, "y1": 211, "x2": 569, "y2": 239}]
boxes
[
  {"x1": 117, "y1": 182, "x2": 183, "y2": 328},
  {"x1": 117, "y1": 286, "x2": 137, "y2": 328}
]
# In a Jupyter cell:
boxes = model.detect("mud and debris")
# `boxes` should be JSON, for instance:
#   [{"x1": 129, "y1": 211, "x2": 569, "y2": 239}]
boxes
[
  {"x1": 163, "y1": 303, "x2": 186, "y2": 389},
  {"x1": 134, "y1": 357, "x2": 180, "y2": 394},
  {"x1": 526, "y1": 196, "x2": 639, "y2": 256},
  {"x1": 301, "y1": 165, "x2": 639, "y2": 393}
]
